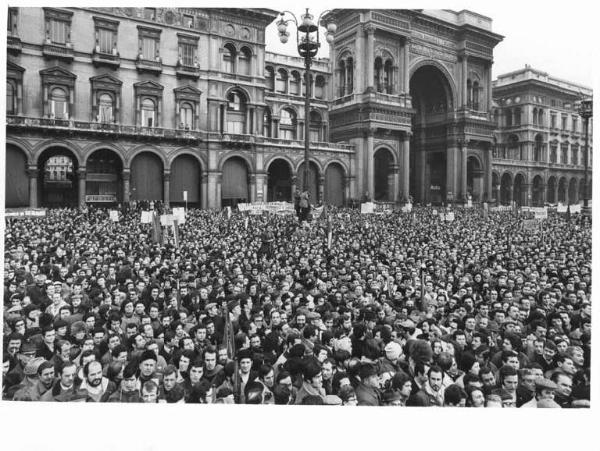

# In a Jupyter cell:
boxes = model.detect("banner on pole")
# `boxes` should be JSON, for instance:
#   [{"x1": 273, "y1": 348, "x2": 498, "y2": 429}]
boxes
[
  {"x1": 172, "y1": 207, "x2": 186, "y2": 224},
  {"x1": 183, "y1": 191, "x2": 188, "y2": 202}
]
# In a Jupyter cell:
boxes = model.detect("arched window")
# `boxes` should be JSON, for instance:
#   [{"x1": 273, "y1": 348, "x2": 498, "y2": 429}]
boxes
[
  {"x1": 534, "y1": 135, "x2": 543, "y2": 161},
  {"x1": 223, "y1": 44, "x2": 236, "y2": 73},
  {"x1": 6, "y1": 81, "x2": 15, "y2": 115},
  {"x1": 98, "y1": 93, "x2": 114, "y2": 123},
  {"x1": 315, "y1": 75, "x2": 325, "y2": 99},
  {"x1": 238, "y1": 47, "x2": 251, "y2": 75},
  {"x1": 141, "y1": 98, "x2": 156, "y2": 127},
  {"x1": 346, "y1": 58, "x2": 353, "y2": 94},
  {"x1": 279, "y1": 108, "x2": 296, "y2": 140},
  {"x1": 263, "y1": 108, "x2": 272, "y2": 137},
  {"x1": 309, "y1": 111, "x2": 322, "y2": 143},
  {"x1": 550, "y1": 144, "x2": 557, "y2": 163},
  {"x1": 384, "y1": 60, "x2": 393, "y2": 94},
  {"x1": 265, "y1": 66, "x2": 275, "y2": 91},
  {"x1": 276, "y1": 69, "x2": 288, "y2": 93},
  {"x1": 50, "y1": 87, "x2": 68, "y2": 119},
  {"x1": 572, "y1": 144, "x2": 579, "y2": 166},
  {"x1": 290, "y1": 71, "x2": 301, "y2": 96},
  {"x1": 538, "y1": 109, "x2": 544, "y2": 127},
  {"x1": 561, "y1": 144, "x2": 568, "y2": 164},
  {"x1": 467, "y1": 79, "x2": 472, "y2": 107},
  {"x1": 472, "y1": 81, "x2": 479, "y2": 110},
  {"x1": 506, "y1": 109, "x2": 513, "y2": 127},
  {"x1": 338, "y1": 60, "x2": 346, "y2": 97},
  {"x1": 532, "y1": 108, "x2": 538, "y2": 126},
  {"x1": 226, "y1": 90, "x2": 246, "y2": 134},
  {"x1": 180, "y1": 102, "x2": 194, "y2": 129},
  {"x1": 374, "y1": 57, "x2": 383, "y2": 92}
]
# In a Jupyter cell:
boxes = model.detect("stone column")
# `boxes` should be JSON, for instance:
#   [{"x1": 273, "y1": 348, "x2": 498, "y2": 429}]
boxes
[
  {"x1": 446, "y1": 144, "x2": 459, "y2": 204},
  {"x1": 163, "y1": 171, "x2": 170, "y2": 208},
  {"x1": 77, "y1": 168, "x2": 86, "y2": 208},
  {"x1": 122, "y1": 169, "x2": 131, "y2": 203},
  {"x1": 249, "y1": 173, "x2": 257, "y2": 203},
  {"x1": 27, "y1": 167, "x2": 38, "y2": 208},
  {"x1": 201, "y1": 173, "x2": 208, "y2": 210},
  {"x1": 365, "y1": 25, "x2": 375, "y2": 92},
  {"x1": 461, "y1": 54, "x2": 468, "y2": 108},
  {"x1": 343, "y1": 175, "x2": 352, "y2": 206},
  {"x1": 366, "y1": 128, "x2": 375, "y2": 201},
  {"x1": 486, "y1": 61, "x2": 493, "y2": 113},
  {"x1": 290, "y1": 174, "x2": 298, "y2": 200},
  {"x1": 318, "y1": 175, "x2": 325, "y2": 204},
  {"x1": 402, "y1": 132, "x2": 411, "y2": 202},
  {"x1": 486, "y1": 148, "x2": 492, "y2": 202},
  {"x1": 524, "y1": 183, "x2": 532, "y2": 207},
  {"x1": 541, "y1": 183, "x2": 547, "y2": 205},
  {"x1": 391, "y1": 164, "x2": 400, "y2": 203},
  {"x1": 461, "y1": 141, "x2": 468, "y2": 202},
  {"x1": 403, "y1": 38, "x2": 410, "y2": 93}
]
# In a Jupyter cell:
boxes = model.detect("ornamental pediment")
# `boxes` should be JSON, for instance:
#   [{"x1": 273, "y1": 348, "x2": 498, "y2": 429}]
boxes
[
  {"x1": 133, "y1": 80, "x2": 164, "y2": 91},
  {"x1": 174, "y1": 84, "x2": 202, "y2": 95},
  {"x1": 90, "y1": 73, "x2": 123, "y2": 86},
  {"x1": 39, "y1": 66, "x2": 77, "y2": 80}
]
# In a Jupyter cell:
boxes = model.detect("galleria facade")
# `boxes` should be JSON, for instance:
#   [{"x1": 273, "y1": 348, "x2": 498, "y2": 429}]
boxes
[{"x1": 5, "y1": 8, "x2": 592, "y2": 209}]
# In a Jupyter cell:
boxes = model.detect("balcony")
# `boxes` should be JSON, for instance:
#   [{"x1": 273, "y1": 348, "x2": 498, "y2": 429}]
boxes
[
  {"x1": 7, "y1": 35, "x2": 22, "y2": 54},
  {"x1": 92, "y1": 50, "x2": 120, "y2": 69},
  {"x1": 332, "y1": 91, "x2": 413, "y2": 109},
  {"x1": 6, "y1": 115, "x2": 203, "y2": 144},
  {"x1": 176, "y1": 62, "x2": 200, "y2": 80},
  {"x1": 136, "y1": 57, "x2": 163, "y2": 74},
  {"x1": 42, "y1": 42, "x2": 74, "y2": 62}
]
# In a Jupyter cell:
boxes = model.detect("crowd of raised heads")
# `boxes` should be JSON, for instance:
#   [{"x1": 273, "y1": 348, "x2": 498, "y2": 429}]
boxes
[{"x1": 2, "y1": 203, "x2": 591, "y2": 406}]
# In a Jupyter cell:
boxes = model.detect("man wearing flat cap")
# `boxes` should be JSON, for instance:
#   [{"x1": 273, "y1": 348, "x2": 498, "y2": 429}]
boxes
[
  {"x1": 11, "y1": 357, "x2": 46, "y2": 401},
  {"x1": 520, "y1": 378, "x2": 558, "y2": 408},
  {"x1": 355, "y1": 362, "x2": 382, "y2": 406}
]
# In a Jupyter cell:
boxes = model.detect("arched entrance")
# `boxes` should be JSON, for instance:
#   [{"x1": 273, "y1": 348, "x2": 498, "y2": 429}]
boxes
[
  {"x1": 579, "y1": 179, "x2": 586, "y2": 204},
  {"x1": 130, "y1": 152, "x2": 163, "y2": 201},
  {"x1": 222, "y1": 156, "x2": 249, "y2": 207},
  {"x1": 325, "y1": 163, "x2": 344, "y2": 206},
  {"x1": 267, "y1": 159, "x2": 292, "y2": 202},
  {"x1": 568, "y1": 178, "x2": 578, "y2": 205},
  {"x1": 6, "y1": 144, "x2": 29, "y2": 207},
  {"x1": 514, "y1": 173, "x2": 526, "y2": 206},
  {"x1": 500, "y1": 173, "x2": 512, "y2": 205},
  {"x1": 85, "y1": 148, "x2": 123, "y2": 205},
  {"x1": 492, "y1": 172, "x2": 500, "y2": 204},
  {"x1": 409, "y1": 64, "x2": 453, "y2": 204},
  {"x1": 297, "y1": 160, "x2": 319, "y2": 203},
  {"x1": 547, "y1": 176, "x2": 557, "y2": 204},
  {"x1": 374, "y1": 147, "x2": 394, "y2": 201},
  {"x1": 37, "y1": 147, "x2": 79, "y2": 207},
  {"x1": 467, "y1": 156, "x2": 484, "y2": 202},
  {"x1": 558, "y1": 177, "x2": 567, "y2": 203},
  {"x1": 531, "y1": 175, "x2": 544, "y2": 207},
  {"x1": 171, "y1": 154, "x2": 202, "y2": 207}
]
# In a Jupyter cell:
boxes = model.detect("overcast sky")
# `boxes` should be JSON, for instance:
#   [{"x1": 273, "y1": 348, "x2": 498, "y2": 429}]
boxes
[{"x1": 264, "y1": 0, "x2": 596, "y2": 88}]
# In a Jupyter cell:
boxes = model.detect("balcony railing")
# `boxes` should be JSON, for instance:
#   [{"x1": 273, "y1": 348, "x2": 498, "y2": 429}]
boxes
[
  {"x1": 7, "y1": 35, "x2": 22, "y2": 54},
  {"x1": 333, "y1": 91, "x2": 413, "y2": 109},
  {"x1": 7, "y1": 115, "x2": 356, "y2": 152},
  {"x1": 136, "y1": 57, "x2": 163, "y2": 74},
  {"x1": 42, "y1": 42, "x2": 74, "y2": 61},
  {"x1": 7, "y1": 116, "x2": 203, "y2": 142},
  {"x1": 92, "y1": 50, "x2": 120, "y2": 68},
  {"x1": 176, "y1": 62, "x2": 200, "y2": 79}
]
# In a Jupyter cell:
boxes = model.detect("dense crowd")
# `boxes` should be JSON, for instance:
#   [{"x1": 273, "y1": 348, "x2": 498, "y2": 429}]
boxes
[{"x1": 2, "y1": 203, "x2": 592, "y2": 407}]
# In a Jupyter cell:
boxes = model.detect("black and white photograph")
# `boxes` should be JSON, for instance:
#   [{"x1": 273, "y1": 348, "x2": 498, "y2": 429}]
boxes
[{"x1": 1, "y1": 1, "x2": 596, "y2": 449}]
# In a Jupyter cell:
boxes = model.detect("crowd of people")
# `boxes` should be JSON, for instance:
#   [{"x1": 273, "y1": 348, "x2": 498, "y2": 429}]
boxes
[{"x1": 2, "y1": 202, "x2": 592, "y2": 407}]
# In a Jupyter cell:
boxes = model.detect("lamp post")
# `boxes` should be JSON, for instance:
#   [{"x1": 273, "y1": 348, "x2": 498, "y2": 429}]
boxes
[
  {"x1": 577, "y1": 98, "x2": 593, "y2": 214},
  {"x1": 277, "y1": 9, "x2": 336, "y2": 194}
]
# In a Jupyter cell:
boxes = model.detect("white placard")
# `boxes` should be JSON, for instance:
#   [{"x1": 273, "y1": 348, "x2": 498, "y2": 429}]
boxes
[
  {"x1": 140, "y1": 211, "x2": 152, "y2": 224},
  {"x1": 361, "y1": 202, "x2": 375, "y2": 214},
  {"x1": 109, "y1": 210, "x2": 119, "y2": 222},
  {"x1": 172, "y1": 207, "x2": 186, "y2": 224},
  {"x1": 183, "y1": 191, "x2": 188, "y2": 202}
]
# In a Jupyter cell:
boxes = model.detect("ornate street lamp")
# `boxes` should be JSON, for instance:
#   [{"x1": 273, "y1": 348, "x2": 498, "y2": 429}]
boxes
[
  {"x1": 277, "y1": 9, "x2": 336, "y2": 194},
  {"x1": 577, "y1": 97, "x2": 593, "y2": 213}
]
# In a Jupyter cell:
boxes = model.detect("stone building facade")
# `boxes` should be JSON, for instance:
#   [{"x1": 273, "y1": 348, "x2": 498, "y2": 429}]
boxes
[
  {"x1": 5, "y1": 8, "x2": 592, "y2": 210},
  {"x1": 491, "y1": 65, "x2": 593, "y2": 206},
  {"x1": 5, "y1": 7, "x2": 352, "y2": 209},
  {"x1": 325, "y1": 9, "x2": 503, "y2": 204}
]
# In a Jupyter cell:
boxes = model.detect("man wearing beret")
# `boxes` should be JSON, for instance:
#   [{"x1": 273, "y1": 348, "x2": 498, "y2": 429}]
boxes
[{"x1": 11, "y1": 357, "x2": 46, "y2": 401}]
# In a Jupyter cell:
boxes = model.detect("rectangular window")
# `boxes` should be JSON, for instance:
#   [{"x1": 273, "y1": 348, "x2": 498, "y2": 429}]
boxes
[
  {"x1": 551, "y1": 114, "x2": 556, "y2": 129},
  {"x1": 181, "y1": 43, "x2": 196, "y2": 66},
  {"x1": 99, "y1": 105, "x2": 113, "y2": 123},
  {"x1": 180, "y1": 107, "x2": 193, "y2": 129},
  {"x1": 50, "y1": 20, "x2": 68, "y2": 44},
  {"x1": 310, "y1": 129, "x2": 320, "y2": 143},
  {"x1": 144, "y1": 8, "x2": 156, "y2": 20},
  {"x1": 227, "y1": 117, "x2": 244, "y2": 134},
  {"x1": 142, "y1": 37, "x2": 156, "y2": 60},
  {"x1": 280, "y1": 129, "x2": 294, "y2": 140},
  {"x1": 141, "y1": 109, "x2": 155, "y2": 127},
  {"x1": 98, "y1": 28, "x2": 113, "y2": 53},
  {"x1": 562, "y1": 116, "x2": 567, "y2": 130},
  {"x1": 572, "y1": 117, "x2": 578, "y2": 133},
  {"x1": 183, "y1": 15, "x2": 194, "y2": 28},
  {"x1": 51, "y1": 99, "x2": 68, "y2": 119}
]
